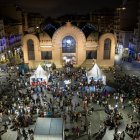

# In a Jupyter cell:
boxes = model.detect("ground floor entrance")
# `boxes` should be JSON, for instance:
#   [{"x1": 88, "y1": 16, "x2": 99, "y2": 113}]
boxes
[{"x1": 62, "y1": 53, "x2": 76, "y2": 66}]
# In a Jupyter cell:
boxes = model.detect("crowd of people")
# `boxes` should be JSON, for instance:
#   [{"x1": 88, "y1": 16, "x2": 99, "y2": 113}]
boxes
[
  {"x1": 114, "y1": 71, "x2": 140, "y2": 115},
  {"x1": 0, "y1": 63, "x2": 140, "y2": 140}
]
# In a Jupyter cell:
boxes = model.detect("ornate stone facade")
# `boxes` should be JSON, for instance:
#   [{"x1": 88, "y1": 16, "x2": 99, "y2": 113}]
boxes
[{"x1": 22, "y1": 22, "x2": 117, "y2": 68}]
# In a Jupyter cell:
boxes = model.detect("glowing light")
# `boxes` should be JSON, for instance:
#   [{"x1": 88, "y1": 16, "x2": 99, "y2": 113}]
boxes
[
  {"x1": 118, "y1": 131, "x2": 121, "y2": 134},
  {"x1": 66, "y1": 58, "x2": 70, "y2": 63},
  {"x1": 63, "y1": 56, "x2": 67, "y2": 60},
  {"x1": 46, "y1": 63, "x2": 52, "y2": 68},
  {"x1": 64, "y1": 80, "x2": 71, "y2": 85},
  {"x1": 66, "y1": 40, "x2": 71, "y2": 44},
  {"x1": 122, "y1": 7, "x2": 126, "y2": 10}
]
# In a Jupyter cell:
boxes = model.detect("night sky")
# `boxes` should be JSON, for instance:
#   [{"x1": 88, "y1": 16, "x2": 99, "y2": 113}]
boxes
[{"x1": 1, "y1": 0, "x2": 122, "y2": 17}]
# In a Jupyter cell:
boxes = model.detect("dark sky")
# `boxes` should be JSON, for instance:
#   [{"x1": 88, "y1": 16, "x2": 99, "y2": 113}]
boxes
[{"x1": 1, "y1": 0, "x2": 122, "y2": 17}]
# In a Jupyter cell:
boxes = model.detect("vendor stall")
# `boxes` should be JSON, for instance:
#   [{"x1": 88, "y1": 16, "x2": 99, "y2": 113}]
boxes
[
  {"x1": 30, "y1": 65, "x2": 50, "y2": 86},
  {"x1": 34, "y1": 117, "x2": 64, "y2": 140},
  {"x1": 87, "y1": 63, "x2": 106, "y2": 85}
]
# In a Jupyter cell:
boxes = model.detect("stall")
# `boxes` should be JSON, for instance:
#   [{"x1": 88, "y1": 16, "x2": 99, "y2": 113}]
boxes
[
  {"x1": 30, "y1": 65, "x2": 50, "y2": 86},
  {"x1": 34, "y1": 117, "x2": 64, "y2": 140},
  {"x1": 87, "y1": 63, "x2": 106, "y2": 85}
]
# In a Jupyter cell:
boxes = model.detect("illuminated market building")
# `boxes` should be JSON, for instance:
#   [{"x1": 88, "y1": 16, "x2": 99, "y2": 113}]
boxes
[{"x1": 22, "y1": 22, "x2": 116, "y2": 68}]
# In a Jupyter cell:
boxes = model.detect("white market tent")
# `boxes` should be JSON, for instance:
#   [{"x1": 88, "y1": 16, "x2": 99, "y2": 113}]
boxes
[
  {"x1": 34, "y1": 118, "x2": 64, "y2": 140},
  {"x1": 87, "y1": 63, "x2": 106, "y2": 85},
  {"x1": 30, "y1": 65, "x2": 50, "y2": 85}
]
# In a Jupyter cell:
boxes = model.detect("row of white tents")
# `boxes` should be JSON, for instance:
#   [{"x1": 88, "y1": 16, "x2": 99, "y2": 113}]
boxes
[{"x1": 30, "y1": 63, "x2": 106, "y2": 85}]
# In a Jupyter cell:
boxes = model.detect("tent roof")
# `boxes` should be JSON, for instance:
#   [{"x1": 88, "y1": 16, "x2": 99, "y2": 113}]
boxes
[
  {"x1": 87, "y1": 63, "x2": 102, "y2": 79},
  {"x1": 34, "y1": 65, "x2": 48, "y2": 77},
  {"x1": 34, "y1": 118, "x2": 63, "y2": 136}
]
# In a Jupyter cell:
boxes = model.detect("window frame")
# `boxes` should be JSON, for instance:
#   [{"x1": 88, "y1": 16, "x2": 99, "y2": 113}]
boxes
[{"x1": 41, "y1": 51, "x2": 52, "y2": 60}]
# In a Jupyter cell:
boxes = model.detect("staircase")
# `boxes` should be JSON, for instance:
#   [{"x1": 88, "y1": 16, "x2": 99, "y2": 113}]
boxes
[{"x1": 80, "y1": 59, "x2": 94, "y2": 69}]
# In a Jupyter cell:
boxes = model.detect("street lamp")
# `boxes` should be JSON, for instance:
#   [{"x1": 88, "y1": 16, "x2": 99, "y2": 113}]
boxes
[
  {"x1": 117, "y1": 7, "x2": 126, "y2": 11},
  {"x1": 122, "y1": 7, "x2": 126, "y2": 10}
]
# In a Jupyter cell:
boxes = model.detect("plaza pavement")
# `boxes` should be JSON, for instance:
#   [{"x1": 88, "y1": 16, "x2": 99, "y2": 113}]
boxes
[
  {"x1": 0, "y1": 61, "x2": 140, "y2": 140},
  {"x1": 1, "y1": 91, "x2": 139, "y2": 140}
]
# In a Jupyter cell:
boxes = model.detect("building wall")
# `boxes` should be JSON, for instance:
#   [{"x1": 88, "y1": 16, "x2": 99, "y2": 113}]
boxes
[
  {"x1": 114, "y1": 0, "x2": 139, "y2": 58},
  {"x1": 22, "y1": 34, "x2": 40, "y2": 68},
  {"x1": 97, "y1": 33, "x2": 117, "y2": 67},
  {"x1": 0, "y1": 5, "x2": 22, "y2": 23},
  {"x1": 136, "y1": 1, "x2": 140, "y2": 53},
  {"x1": 27, "y1": 13, "x2": 44, "y2": 28},
  {"x1": 0, "y1": 20, "x2": 5, "y2": 38},
  {"x1": 91, "y1": 9, "x2": 115, "y2": 33},
  {"x1": 120, "y1": 0, "x2": 138, "y2": 30},
  {"x1": 119, "y1": 31, "x2": 133, "y2": 48},
  {"x1": 22, "y1": 23, "x2": 116, "y2": 68},
  {"x1": 4, "y1": 24, "x2": 23, "y2": 36},
  {"x1": 0, "y1": 37, "x2": 7, "y2": 52},
  {"x1": 52, "y1": 22, "x2": 86, "y2": 67}
]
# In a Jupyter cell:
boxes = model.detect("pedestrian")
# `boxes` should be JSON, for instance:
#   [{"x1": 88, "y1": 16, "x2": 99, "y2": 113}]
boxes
[
  {"x1": 88, "y1": 122, "x2": 91, "y2": 136},
  {"x1": 75, "y1": 126, "x2": 80, "y2": 136},
  {"x1": 125, "y1": 124, "x2": 129, "y2": 132},
  {"x1": 4, "y1": 122, "x2": 8, "y2": 132},
  {"x1": 130, "y1": 115, "x2": 133, "y2": 124},
  {"x1": 113, "y1": 133, "x2": 119, "y2": 140},
  {"x1": 16, "y1": 129, "x2": 21, "y2": 140},
  {"x1": 120, "y1": 131, "x2": 125, "y2": 140},
  {"x1": 84, "y1": 124, "x2": 87, "y2": 132},
  {"x1": 81, "y1": 120, "x2": 84, "y2": 130},
  {"x1": 114, "y1": 124, "x2": 118, "y2": 134},
  {"x1": 99, "y1": 100, "x2": 102, "y2": 107}
]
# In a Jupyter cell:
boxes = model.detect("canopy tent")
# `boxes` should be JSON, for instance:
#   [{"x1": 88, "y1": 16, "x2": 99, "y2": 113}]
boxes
[
  {"x1": 30, "y1": 65, "x2": 50, "y2": 86},
  {"x1": 87, "y1": 63, "x2": 106, "y2": 85},
  {"x1": 34, "y1": 118, "x2": 64, "y2": 140}
]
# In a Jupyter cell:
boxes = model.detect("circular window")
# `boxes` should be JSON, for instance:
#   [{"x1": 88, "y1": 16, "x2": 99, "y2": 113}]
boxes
[{"x1": 62, "y1": 36, "x2": 76, "y2": 53}]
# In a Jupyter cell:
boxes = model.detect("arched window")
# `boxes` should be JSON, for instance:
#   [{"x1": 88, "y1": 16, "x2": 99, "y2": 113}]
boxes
[
  {"x1": 103, "y1": 38, "x2": 111, "y2": 59},
  {"x1": 27, "y1": 39, "x2": 35, "y2": 60},
  {"x1": 62, "y1": 36, "x2": 76, "y2": 53}
]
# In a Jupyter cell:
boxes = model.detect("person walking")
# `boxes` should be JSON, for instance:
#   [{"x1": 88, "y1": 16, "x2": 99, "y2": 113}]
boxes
[
  {"x1": 16, "y1": 129, "x2": 22, "y2": 140},
  {"x1": 75, "y1": 126, "x2": 80, "y2": 136},
  {"x1": 120, "y1": 131, "x2": 125, "y2": 140},
  {"x1": 4, "y1": 122, "x2": 8, "y2": 132},
  {"x1": 88, "y1": 122, "x2": 91, "y2": 136},
  {"x1": 130, "y1": 115, "x2": 134, "y2": 124}
]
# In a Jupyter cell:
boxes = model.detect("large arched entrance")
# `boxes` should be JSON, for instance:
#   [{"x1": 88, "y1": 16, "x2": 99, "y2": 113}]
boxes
[
  {"x1": 62, "y1": 35, "x2": 76, "y2": 65},
  {"x1": 52, "y1": 22, "x2": 86, "y2": 67}
]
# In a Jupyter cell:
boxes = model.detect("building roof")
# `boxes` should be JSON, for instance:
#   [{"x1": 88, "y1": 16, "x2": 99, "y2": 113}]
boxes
[
  {"x1": 39, "y1": 32, "x2": 51, "y2": 40},
  {"x1": 87, "y1": 63, "x2": 103, "y2": 79},
  {"x1": 41, "y1": 20, "x2": 98, "y2": 38},
  {"x1": 87, "y1": 32, "x2": 99, "y2": 41},
  {"x1": 34, "y1": 118, "x2": 63, "y2": 136}
]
